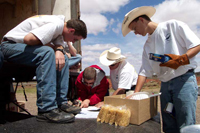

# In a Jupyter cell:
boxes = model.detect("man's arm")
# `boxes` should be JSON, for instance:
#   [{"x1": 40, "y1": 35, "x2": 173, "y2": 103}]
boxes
[
  {"x1": 75, "y1": 74, "x2": 89, "y2": 107},
  {"x1": 112, "y1": 88, "x2": 126, "y2": 95},
  {"x1": 126, "y1": 75, "x2": 146, "y2": 99},
  {"x1": 134, "y1": 75, "x2": 147, "y2": 93},
  {"x1": 24, "y1": 32, "x2": 66, "y2": 71},
  {"x1": 24, "y1": 33, "x2": 42, "y2": 45},
  {"x1": 186, "y1": 45, "x2": 200, "y2": 58},
  {"x1": 67, "y1": 41, "x2": 77, "y2": 56},
  {"x1": 54, "y1": 45, "x2": 65, "y2": 71}
]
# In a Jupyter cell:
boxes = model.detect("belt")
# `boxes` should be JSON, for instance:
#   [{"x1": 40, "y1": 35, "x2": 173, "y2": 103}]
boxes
[
  {"x1": 187, "y1": 69, "x2": 194, "y2": 73},
  {"x1": 2, "y1": 37, "x2": 16, "y2": 43}
]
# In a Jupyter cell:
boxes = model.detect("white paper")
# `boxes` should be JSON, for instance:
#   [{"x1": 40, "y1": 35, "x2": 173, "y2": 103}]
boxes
[
  {"x1": 87, "y1": 106, "x2": 100, "y2": 111},
  {"x1": 75, "y1": 106, "x2": 100, "y2": 119}
]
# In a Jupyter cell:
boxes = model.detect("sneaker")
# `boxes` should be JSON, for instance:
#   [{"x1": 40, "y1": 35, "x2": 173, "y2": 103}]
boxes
[
  {"x1": 36, "y1": 108, "x2": 75, "y2": 123},
  {"x1": 59, "y1": 103, "x2": 81, "y2": 115}
]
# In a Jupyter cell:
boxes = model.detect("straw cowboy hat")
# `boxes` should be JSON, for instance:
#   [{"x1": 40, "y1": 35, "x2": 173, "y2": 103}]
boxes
[
  {"x1": 121, "y1": 6, "x2": 156, "y2": 37},
  {"x1": 99, "y1": 47, "x2": 126, "y2": 66}
]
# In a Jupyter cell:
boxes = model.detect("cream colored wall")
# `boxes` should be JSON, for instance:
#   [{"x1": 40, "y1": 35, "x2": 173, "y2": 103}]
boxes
[
  {"x1": 52, "y1": 0, "x2": 71, "y2": 21},
  {"x1": 38, "y1": 0, "x2": 52, "y2": 15}
]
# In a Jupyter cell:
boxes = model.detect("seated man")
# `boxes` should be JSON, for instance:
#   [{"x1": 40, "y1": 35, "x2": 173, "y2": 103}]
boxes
[
  {"x1": 0, "y1": 15, "x2": 87, "y2": 123},
  {"x1": 98, "y1": 47, "x2": 138, "y2": 107},
  {"x1": 75, "y1": 65, "x2": 109, "y2": 108}
]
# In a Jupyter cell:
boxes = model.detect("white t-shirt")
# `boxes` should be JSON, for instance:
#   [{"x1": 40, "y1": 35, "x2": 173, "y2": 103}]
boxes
[
  {"x1": 139, "y1": 19, "x2": 200, "y2": 82},
  {"x1": 4, "y1": 15, "x2": 66, "y2": 47},
  {"x1": 110, "y1": 60, "x2": 138, "y2": 90}
]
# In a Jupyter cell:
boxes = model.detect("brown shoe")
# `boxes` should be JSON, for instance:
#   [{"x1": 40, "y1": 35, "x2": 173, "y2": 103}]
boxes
[
  {"x1": 59, "y1": 103, "x2": 81, "y2": 115},
  {"x1": 36, "y1": 108, "x2": 75, "y2": 123}
]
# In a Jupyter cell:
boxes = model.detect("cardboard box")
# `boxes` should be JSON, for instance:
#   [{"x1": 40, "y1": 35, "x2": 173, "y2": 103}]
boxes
[
  {"x1": 6, "y1": 101, "x2": 26, "y2": 112},
  {"x1": 104, "y1": 94, "x2": 158, "y2": 125}
]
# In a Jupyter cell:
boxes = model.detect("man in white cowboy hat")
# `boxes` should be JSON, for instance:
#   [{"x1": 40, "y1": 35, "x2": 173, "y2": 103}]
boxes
[
  {"x1": 99, "y1": 47, "x2": 138, "y2": 96},
  {"x1": 122, "y1": 6, "x2": 200, "y2": 133}
]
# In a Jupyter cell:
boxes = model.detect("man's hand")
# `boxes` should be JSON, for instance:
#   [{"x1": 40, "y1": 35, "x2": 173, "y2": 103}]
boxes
[
  {"x1": 160, "y1": 54, "x2": 189, "y2": 69},
  {"x1": 55, "y1": 51, "x2": 65, "y2": 71},
  {"x1": 66, "y1": 52, "x2": 71, "y2": 58},
  {"x1": 95, "y1": 102, "x2": 104, "y2": 108},
  {"x1": 80, "y1": 99, "x2": 90, "y2": 108},
  {"x1": 73, "y1": 100, "x2": 82, "y2": 107}
]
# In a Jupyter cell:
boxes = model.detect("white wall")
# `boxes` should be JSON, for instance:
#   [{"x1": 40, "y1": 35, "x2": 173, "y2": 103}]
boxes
[
  {"x1": 52, "y1": 0, "x2": 71, "y2": 21},
  {"x1": 38, "y1": 0, "x2": 71, "y2": 21}
]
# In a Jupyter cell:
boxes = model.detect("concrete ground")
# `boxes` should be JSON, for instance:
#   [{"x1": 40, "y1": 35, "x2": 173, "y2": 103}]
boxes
[{"x1": 15, "y1": 89, "x2": 200, "y2": 124}]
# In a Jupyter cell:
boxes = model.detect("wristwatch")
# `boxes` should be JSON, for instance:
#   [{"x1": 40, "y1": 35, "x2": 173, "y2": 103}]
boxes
[{"x1": 56, "y1": 49, "x2": 65, "y2": 55}]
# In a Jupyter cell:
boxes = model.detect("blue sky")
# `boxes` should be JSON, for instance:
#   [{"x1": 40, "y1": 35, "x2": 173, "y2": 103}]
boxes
[{"x1": 79, "y1": 0, "x2": 200, "y2": 76}]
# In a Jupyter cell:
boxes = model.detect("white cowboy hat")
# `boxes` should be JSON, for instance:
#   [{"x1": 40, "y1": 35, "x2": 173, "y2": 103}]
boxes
[
  {"x1": 99, "y1": 47, "x2": 126, "y2": 66},
  {"x1": 121, "y1": 6, "x2": 156, "y2": 37}
]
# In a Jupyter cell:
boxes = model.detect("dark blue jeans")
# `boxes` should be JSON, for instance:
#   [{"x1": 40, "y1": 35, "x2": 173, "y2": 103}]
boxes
[
  {"x1": 160, "y1": 70, "x2": 198, "y2": 133},
  {"x1": 1, "y1": 42, "x2": 69, "y2": 112}
]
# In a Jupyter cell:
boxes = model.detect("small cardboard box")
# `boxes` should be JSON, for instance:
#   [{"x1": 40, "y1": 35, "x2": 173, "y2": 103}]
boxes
[
  {"x1": 6, "y1": 101, "x2": 26, "y2": 112},
  {"x1": 104, "y1": 94, "x2": 158, "y2": 125}
]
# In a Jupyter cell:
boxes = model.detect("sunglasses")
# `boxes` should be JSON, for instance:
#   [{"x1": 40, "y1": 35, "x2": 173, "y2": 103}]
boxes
[{"x1": 110, "y1": 63, "x2": 117, "y2": 67}]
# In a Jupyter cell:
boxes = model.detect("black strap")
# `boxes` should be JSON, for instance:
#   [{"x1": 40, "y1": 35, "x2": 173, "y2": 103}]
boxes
[
  {"x1": 3, "y1": 37, "x2": 16, "y2": 43},
  {"x1": 56, "y1": 49, "x2": 65, "y2": 55},
  {"x1": 187, "y1": 69, "x2": 194, "y2": 73}
]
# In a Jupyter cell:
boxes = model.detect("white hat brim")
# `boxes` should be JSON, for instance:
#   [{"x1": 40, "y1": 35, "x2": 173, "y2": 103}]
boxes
[
  {"x1": 122, "y1": 6, "x2": 156, "y2": 37},
  {"x1": 99, "y1": 50, "x2": 126, "y2": 66}
]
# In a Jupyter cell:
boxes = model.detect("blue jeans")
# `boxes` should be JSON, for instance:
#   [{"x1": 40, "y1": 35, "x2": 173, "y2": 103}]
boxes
[
  {"x1": 68, "y1": 54, "x2": 81, "y2": 68},
  {"x1": 1, "y1": 42, "x2": 69, "y2": 112},
  {"x1": 160, "y1": 71, "x2": 198, "y2": 133}
]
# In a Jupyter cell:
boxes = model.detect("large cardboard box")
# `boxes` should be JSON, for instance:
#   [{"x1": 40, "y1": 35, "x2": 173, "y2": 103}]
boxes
[{"x1": 104, "y1": 94, "x2": 158, "y2": 125}]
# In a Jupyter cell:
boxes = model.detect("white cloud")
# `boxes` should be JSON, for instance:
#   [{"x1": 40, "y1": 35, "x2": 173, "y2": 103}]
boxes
[
  {"x1": 80, "y1": 0, "x2": 130, "y2": 13},
  {"x1": 82, "y1": 43, "x2": 118, "y2": 51},
  {"x1": 82, "y1": 51, "x2": 101, "y2": 56},
  {"x1": 112, "y1": 22, "x2": 121, "y2": 34},
  {"x1": 109, "y1": 18, "x2": 115, "y2": 26},
  {"x1": 82, "y1": 56, "x2": 96, "y2": 63},
  {"x1": 153, "y1": 0, "x2": 200, "y2": 36},
  {"x1": 81, "y1": 13, "x2": 108, "y2": 35},
  {"x1": 80, "y1": 0, "x2": 130, "y2": 35}
]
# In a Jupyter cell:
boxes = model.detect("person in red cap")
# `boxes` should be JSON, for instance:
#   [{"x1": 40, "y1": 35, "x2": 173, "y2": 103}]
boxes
[{"x1": 75, "y1": 65, "x2": 109, "y2": 108}]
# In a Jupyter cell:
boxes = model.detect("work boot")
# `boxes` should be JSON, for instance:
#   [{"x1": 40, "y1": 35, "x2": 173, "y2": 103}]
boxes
[
  {"x1": 59, "y1": 103, "x2": 81, "y2": 115},
  {"x1": 36, "y1": 108, "x2": 75, "y2": 123}
]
